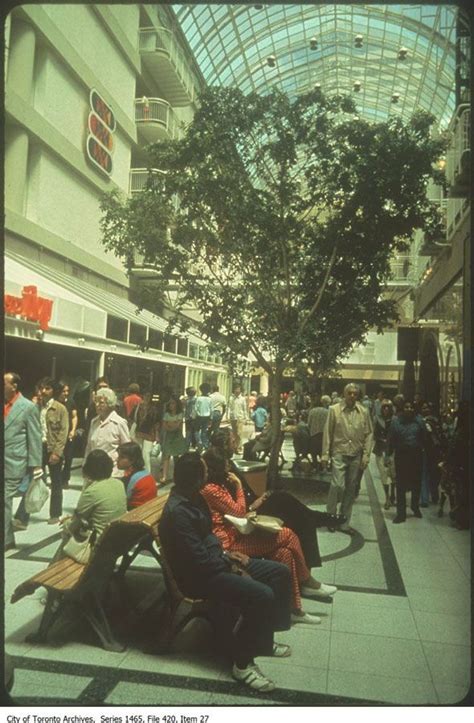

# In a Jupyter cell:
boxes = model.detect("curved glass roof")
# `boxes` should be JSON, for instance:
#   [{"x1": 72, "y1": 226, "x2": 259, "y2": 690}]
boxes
[{"x1": 172, "y1": 3, "x2": 457, "y2": 128}]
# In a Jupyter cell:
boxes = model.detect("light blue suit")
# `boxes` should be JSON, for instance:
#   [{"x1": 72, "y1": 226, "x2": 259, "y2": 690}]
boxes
[{"x1": 4, "y1": 394, "x2": 42, "y2": 545}]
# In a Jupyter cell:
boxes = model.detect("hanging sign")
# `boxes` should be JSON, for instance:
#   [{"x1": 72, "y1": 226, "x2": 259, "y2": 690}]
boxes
[
  {"x1": 4, "y1": 286, "x2": 54, "y2": 331},
  {"x1": 86, "y1": 89, "x2": 116, "y2": 177}
]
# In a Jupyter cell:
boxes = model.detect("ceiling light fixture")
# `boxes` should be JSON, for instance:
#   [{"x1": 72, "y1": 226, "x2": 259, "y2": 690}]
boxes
[
  {"x1": 354, "y1": 34, "x2": 363, "y2": 48},
  {"x1": 353, "y1": 80, "x2": 362, "y2": 91},
  {"x1": 310, "y1": 37, "x2": 318, "y2": 50},
  {"x1": 391, "y1": 93, "x2": 400, "y2": 103},
  {"x1": 266, "y1": 55, "x2": 276, "y2": 68},
  {"x1": 398, "y1": 47, "x2": 408, "y2": 60}
]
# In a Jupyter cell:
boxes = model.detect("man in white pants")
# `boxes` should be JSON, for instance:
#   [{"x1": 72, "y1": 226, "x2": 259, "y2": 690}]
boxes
[
  {"x1": 227, "y1": 385, "x2": 248, "y2": 455},
  {"x1": 321, "y1": 383, "x2": 373, "y2": 535}
]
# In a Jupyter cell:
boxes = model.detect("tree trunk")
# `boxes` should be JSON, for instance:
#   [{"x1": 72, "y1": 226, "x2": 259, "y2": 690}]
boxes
[{"x1": 267, "y1": 366, "x2": 283, "y2": 488}]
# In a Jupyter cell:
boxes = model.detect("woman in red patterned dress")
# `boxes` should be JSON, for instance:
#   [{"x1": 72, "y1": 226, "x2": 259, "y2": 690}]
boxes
[{"x1": 201, "y1": 448, "x2": 335, "y2": 625}]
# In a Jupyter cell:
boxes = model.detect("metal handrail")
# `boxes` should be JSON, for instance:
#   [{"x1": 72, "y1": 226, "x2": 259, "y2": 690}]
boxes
[
  {"x1": 134, "y1": 97, "x2": 182, "y2": 139},
  {"x1": 139, "y1": 27, "x2": 200, "y2": 103}
]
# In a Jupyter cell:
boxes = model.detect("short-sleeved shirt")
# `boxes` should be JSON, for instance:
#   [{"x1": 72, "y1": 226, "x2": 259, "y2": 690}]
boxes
[{"x1": 195, "y1": 396, "x2": 212, "y2": 418}]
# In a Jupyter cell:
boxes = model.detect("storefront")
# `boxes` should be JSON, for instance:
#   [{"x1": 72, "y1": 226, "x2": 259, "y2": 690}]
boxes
[{"x1": 5, "y1": 251, "x2": 231, "y2": 406}]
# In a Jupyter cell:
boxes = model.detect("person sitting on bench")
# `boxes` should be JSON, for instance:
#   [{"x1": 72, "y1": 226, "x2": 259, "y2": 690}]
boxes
[
  {"x1": 159, "y1": 452, "x2": 293, "y2": 693},
  {"x1": 53, "y1": 449, "x2": 127, "y2": 561},
  {"x1": 116, "y1": 442, "x2": 157, "y2": 509},
  {"x1": 210, "y1": 428, "x2": 346, "y2": 571}
]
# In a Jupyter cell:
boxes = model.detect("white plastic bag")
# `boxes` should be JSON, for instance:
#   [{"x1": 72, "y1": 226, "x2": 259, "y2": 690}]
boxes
[{"x1": 24, "y1": 473, "x2": 49, "y2": 514}]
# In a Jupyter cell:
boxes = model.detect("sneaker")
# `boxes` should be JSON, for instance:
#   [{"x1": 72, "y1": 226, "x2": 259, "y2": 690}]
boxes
[
  {"x1": 301, "y1": 583, "x2": 337, "y2": 598},
  {"x1": 232, "y1": 663, "x2": 276, "y2": 692},
  {"x1": 392, "y1": 516, "x2": 406, "y2": 524},
  {"x1": 272, "y1": 642, "x2": 291, "y2": 658},
  {"x1": 291, "y1": 611, "x2": 321, "y2": 625},
  {"x1": 13, "y1": 520, "x2": 28, "y2": 531}
]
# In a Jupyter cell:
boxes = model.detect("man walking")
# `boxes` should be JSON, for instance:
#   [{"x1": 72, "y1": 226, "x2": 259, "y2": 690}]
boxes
[
  {"x1": 159, "y1": 452, "x2": 292, "y2": 692},
  {"x1": 209, "y1": 385, "x2": 226, "y2": 434},
  {"x1": 321, "y1": 383, "x2": 373, "y2": 535},
  {"x1": 39, "y1": 377, "x2": 69, "y2": 524},
  {"x1": 227, "y1": 385, "x2": 248, "y2": 455},
  {"x1": 4, "y1": 372, "x2": 42, "y2": 550}
]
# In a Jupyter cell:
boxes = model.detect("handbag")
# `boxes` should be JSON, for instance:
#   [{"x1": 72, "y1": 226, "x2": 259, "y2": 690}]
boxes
[
  {"x1": 24, "y1": 471, "x2": 49, "y2": 514},
  {"x1": 248, "y1": 511, "x2": 284, "y2": 533},
  {"x1": 63, "y1": 532, "x2": 93, "y2": 564},
  {"x1": 62, "y1": 517, "x2": 96, "y2": 564},
  {"x1": 225, "y1": 511, "x2": 284, "y2": 535}
]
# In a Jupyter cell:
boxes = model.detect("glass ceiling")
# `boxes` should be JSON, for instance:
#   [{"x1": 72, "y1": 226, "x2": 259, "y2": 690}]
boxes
[{"x1": 172, "y1": 3, "x2": 457, "y2": 129}]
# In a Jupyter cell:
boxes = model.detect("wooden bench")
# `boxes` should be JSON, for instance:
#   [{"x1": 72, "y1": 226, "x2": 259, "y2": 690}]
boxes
[
  {"x1": 11, "y1": 491, "x2": 212, "y2": 653},
  {"x1": 10, "y1": 494, "x2": 170, "y2": 652}
]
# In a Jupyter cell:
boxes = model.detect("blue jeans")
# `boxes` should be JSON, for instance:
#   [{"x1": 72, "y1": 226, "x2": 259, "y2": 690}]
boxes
[
  {"x1": 196, "y1": 416, "x2": 211, "y2": 451},
  {"x1": 211, "y1": 410, "x2": 222, "y2": 434},
  {"x1": 185, "y1": 419, "x2": 198, "y2": 449}
]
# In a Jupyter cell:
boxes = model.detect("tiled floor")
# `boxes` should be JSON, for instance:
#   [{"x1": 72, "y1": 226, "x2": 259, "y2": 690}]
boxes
[{"x1": 4, "y1": 440, "x2": 472, "y2": 706}]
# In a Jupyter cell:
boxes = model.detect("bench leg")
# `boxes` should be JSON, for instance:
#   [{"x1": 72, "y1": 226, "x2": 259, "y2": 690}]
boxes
[
  {"x1": 25, "y1": 591, "x2": 63, "y2": 644},
  {"x1": 117, "y1": 535, "x2": 159, "y2": 577},
  {"x1": 82, "y1": 593, "x2": 125, "y2": 653},
  {"x1": 156, "y1": 596, "x2": 210, "y2": 653}
]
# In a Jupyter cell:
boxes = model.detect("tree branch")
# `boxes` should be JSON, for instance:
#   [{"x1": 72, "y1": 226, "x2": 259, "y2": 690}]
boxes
[{"x1": 292, "y1": 242, "x2": 339, "y2": 352}]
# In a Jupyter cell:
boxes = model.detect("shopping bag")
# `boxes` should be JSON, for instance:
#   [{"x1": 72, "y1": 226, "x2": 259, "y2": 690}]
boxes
[{"x1": 24, "y1": 472, "x2": 49, "y2": 514}]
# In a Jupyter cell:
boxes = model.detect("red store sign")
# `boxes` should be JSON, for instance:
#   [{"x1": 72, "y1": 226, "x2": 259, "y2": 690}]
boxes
[
  {"x1": 4, "y1": 285, "x2": 54, "y2": 331},
  {"x1": 86, "y1": 89, "x2": 116, "y2": 177}
]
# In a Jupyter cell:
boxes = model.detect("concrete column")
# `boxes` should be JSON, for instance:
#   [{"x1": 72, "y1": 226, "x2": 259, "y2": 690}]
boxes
[
  {"x1": 4, "y1": 127, "x2": 29, "y2": 214},
  {"x1": 8, "y1": 19, "x2": 36, "y2": 101},
  {"x1": 97, "y1": 352, "x2": 106, "y2": 378}
]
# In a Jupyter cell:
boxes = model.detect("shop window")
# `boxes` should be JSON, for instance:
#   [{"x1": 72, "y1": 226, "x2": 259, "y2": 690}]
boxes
[
  {"x1": 198, "y1": 346, "x2": 207, "y2": 361},
  {"x1": 189, "y1": 343, "x2": 198, "y2": 358},
  {"x1": 177, "y1": 338, "x2": 188, "y2": 357},
  {"x1": 106, "y1": 315, "x2": 128, "y2": 342},
  {"x1": 149, "y1": 329, "x2": 163, "y2": 349},
  {"x1": 129, "y1": 323, "x2": 147, "y2": 346},
  {"x1": 164, "y1": 334, "x2": 177, "y2": 354}
]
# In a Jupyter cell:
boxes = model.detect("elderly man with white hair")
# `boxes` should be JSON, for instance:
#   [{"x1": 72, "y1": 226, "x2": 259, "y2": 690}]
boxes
[
  {"x1": 85, "y1": 387, "x2": 131, "y2": 477},
  {"x1": 321, "y1": 383, "x2": 373, "y2": 535}
]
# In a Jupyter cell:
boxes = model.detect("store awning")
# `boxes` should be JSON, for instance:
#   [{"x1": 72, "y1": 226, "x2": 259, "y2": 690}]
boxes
[{"x1": 5, "y1": 251, "x2": 205, "y2": 347}]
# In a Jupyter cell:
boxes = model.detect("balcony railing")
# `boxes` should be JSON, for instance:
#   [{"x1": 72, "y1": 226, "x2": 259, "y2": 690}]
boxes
[
  {"x1": 446, "y1": 197, "x2": 470, "y2": 239},
  {"x1": 389, "y1": 256, "x2": 417, "y2": 284},
  {"x1": 129, "y1": 168, "x2": 166, "y2": 194},
  {"x1": 139, "y1": 27, "x2": 200, "y2": 105},
  {"x1": 446, "y1": 104, "x2": 470, "y2": 194},
  {"x1": 135, "y1": 97, "x2": 182, "y2": 140}
]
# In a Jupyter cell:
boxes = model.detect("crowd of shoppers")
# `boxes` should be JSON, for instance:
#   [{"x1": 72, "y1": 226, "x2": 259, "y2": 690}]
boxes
[{"x1": 4, "y1": 369, "x2": 470, "y2": 693}]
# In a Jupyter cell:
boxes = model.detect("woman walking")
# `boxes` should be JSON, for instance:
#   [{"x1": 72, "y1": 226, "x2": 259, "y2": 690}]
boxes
[{"x1": 373, "y1": 399, "x2": 396, "y2": 509}]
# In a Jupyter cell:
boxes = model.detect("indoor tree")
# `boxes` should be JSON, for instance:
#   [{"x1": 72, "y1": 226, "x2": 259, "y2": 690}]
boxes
[{"x1": 100, "y1": 86, "x2": 445, "y2": 484}]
